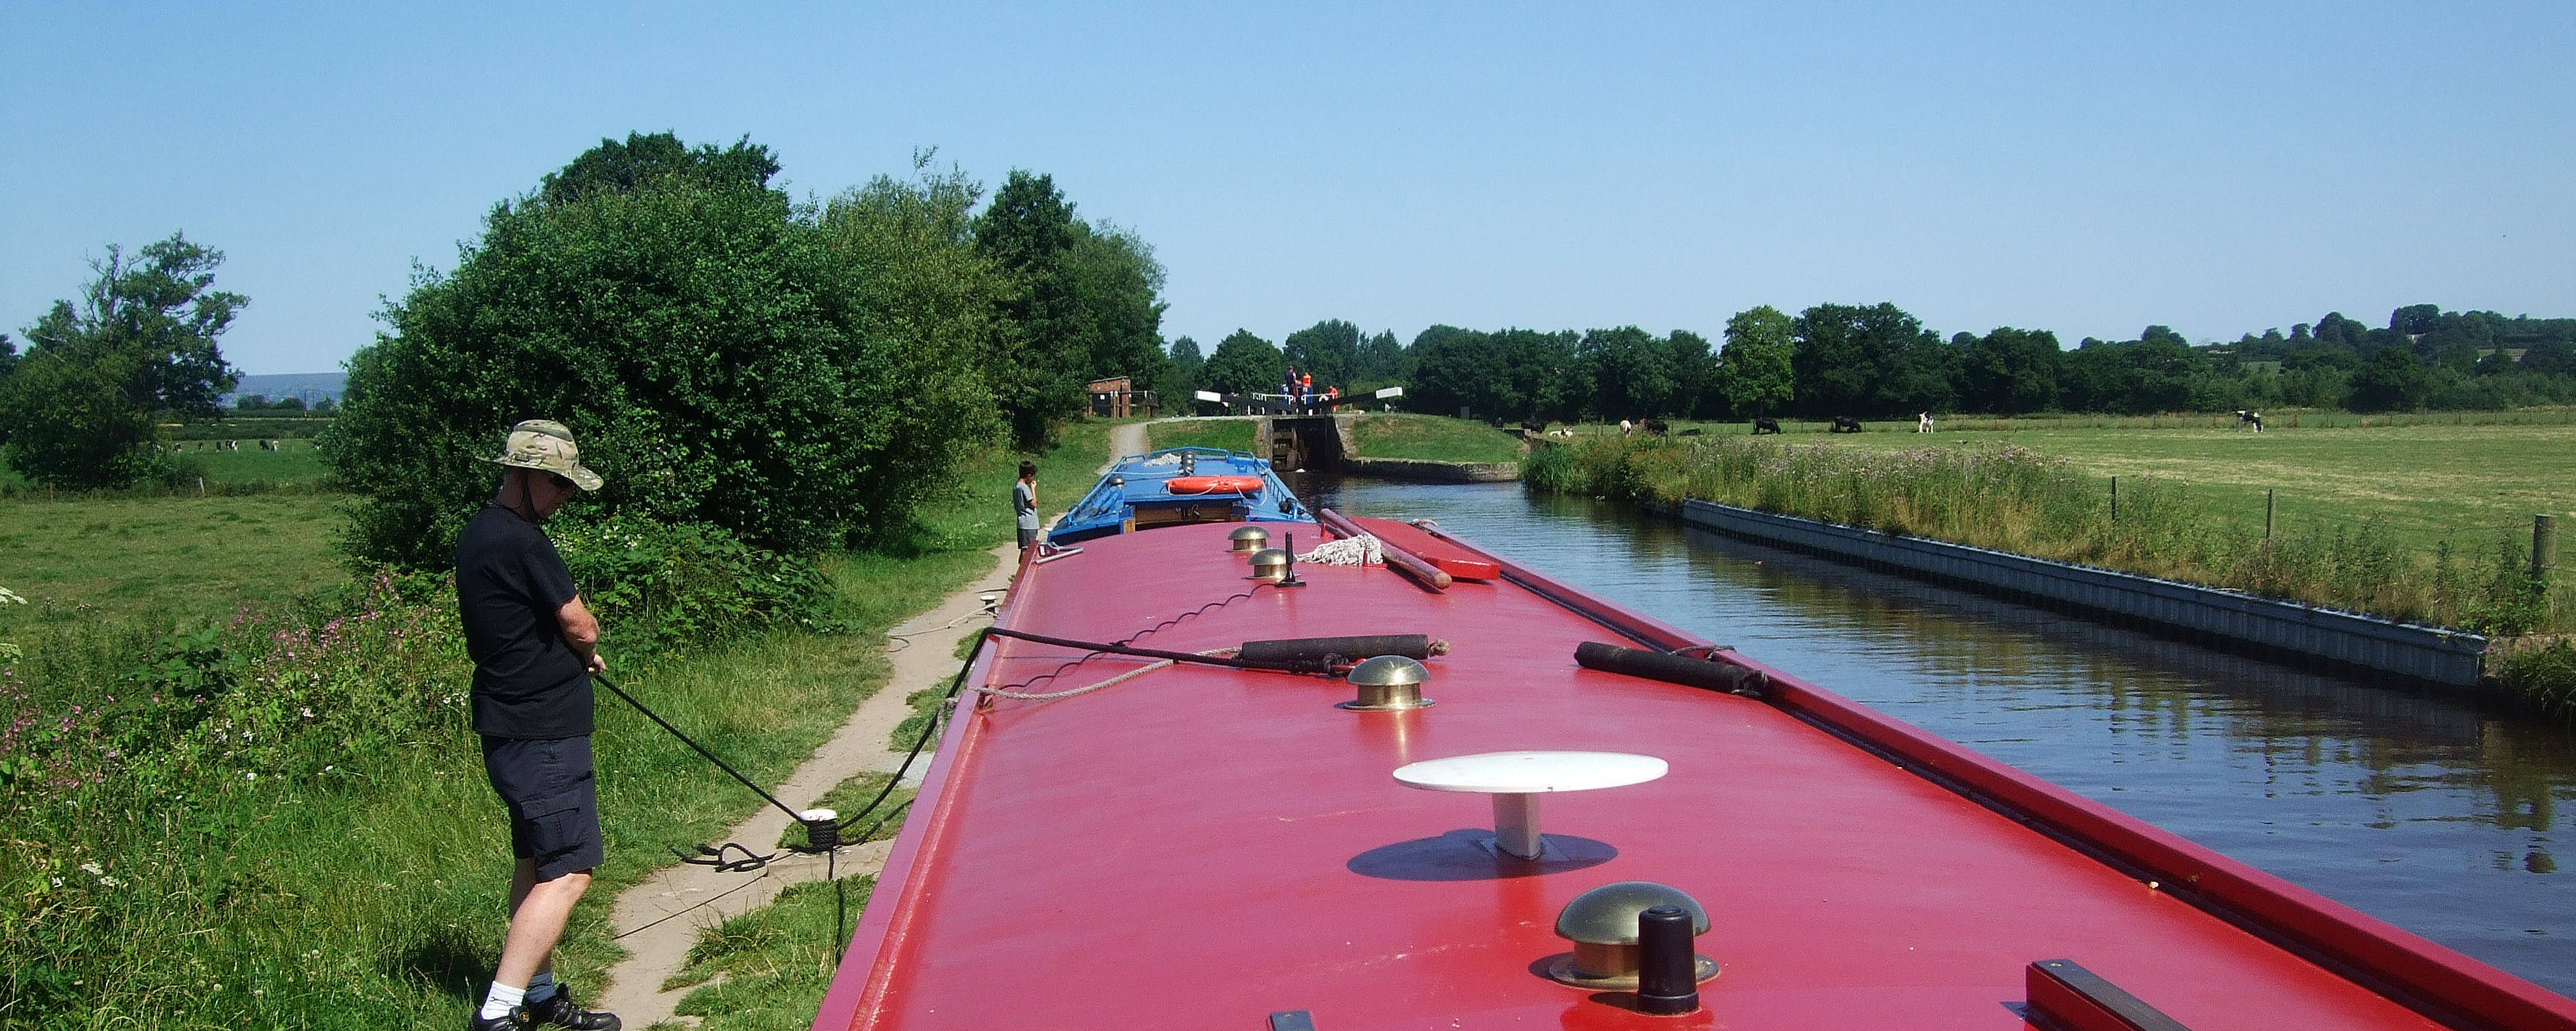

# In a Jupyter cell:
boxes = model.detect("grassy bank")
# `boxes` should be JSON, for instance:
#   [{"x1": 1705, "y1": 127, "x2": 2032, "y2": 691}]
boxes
[
  {"x1": 0, "y1": 420, "x2": 1115, "y2": 1030},
  {"x1": 1810, "y1": 421, "x2": 2576, "y2": 558},
  {"x1": 1350, "y1": 413, "x2": 1525, "y2": 464},
  {"x1": 1526, "y1": 434, "x2": 2573, "y2": 711},
  {"x1": 1145, "y1": 417, "x2": 1256, "y2": 453}
]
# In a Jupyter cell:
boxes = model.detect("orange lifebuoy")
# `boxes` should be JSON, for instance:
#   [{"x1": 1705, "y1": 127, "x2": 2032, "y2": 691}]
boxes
[{"x1": 1165, "y1": 475, "x2": 1264, "y2": 495}]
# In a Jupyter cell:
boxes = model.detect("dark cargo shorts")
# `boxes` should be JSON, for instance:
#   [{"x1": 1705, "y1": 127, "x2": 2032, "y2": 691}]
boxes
[{"x1": 482, "y1": 735, "x2": 604, "y2": 882}]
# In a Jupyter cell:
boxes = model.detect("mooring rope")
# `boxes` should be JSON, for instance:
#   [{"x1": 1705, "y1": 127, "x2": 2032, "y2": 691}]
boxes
[{"x1": 964, "y1": 648, "x2": 1239, "y2": 702}]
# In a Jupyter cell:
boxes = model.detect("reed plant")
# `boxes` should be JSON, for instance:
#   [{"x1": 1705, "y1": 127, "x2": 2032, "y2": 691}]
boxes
[{"x1": 1527, "y1": 435, "x2": 2569, "y2": 636}]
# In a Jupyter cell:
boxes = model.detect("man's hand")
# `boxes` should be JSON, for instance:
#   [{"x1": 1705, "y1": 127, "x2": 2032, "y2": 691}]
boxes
[{"x1": 585, "y1": 651, "x2": 607, "y2": 674}]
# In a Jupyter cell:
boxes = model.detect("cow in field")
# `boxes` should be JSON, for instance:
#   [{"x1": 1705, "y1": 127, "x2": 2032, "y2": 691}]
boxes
[
  {"x1": 1751, "y1": 417, "x2": 1782, "y2": 435},
  {"x1": 1830, "y1": 415, "x2": 1864, "y2": 433},
  {"x1": 1520, "y1": 419, "x2": 1548, "y2": 437},
  {"x1": 2235, "y1": 410, "x2": 2264, "y2": 432},
  {"x1": 1678, "y1": 427, "x2": 1703, "y2": 436},
  {"x1": 1640, "y1": 418, "x2": 1670, "y2": 436},
  {"x1": 1916, "y1": 412, "x2": 1935, "y2": 433}
]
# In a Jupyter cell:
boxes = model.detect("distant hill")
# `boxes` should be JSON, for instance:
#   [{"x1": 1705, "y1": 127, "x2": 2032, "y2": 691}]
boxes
[{"x1": 221, "y1": 372, "x2": 346, "y2": 407}]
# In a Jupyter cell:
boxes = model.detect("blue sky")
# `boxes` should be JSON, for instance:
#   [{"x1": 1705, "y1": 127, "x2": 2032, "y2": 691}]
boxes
[{"x1": 4, "y1": 2, "x2": 2572, "y2": 374}]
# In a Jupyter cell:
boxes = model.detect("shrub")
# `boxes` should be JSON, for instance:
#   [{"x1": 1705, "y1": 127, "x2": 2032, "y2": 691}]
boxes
[
  {"x1": 551, "y1": 516, "x2": 831, "y2": 656},
  {"x1": 326, "y1": 140, "x2": 998, "y2": 567}
]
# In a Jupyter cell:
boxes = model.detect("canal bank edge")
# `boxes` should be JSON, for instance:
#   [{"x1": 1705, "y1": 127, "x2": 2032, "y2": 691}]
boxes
[
  {"x1": 1654, "y1": 498, "x2": 2489, "y2": 687},
  {"x1": 1337, "y1": 456, "x2": 1520, "y2": 482}
]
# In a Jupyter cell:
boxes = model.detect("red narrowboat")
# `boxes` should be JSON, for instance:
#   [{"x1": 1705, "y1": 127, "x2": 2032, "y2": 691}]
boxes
[{"x1": 810, "y1": 493, "x2": 2576, "y2": 1030}]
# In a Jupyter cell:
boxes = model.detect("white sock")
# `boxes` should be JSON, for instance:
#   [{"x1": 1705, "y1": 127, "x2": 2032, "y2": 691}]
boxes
[
  {"x1": 479, "y1": 981, "x2": 526, "y2": 1020},
  {"x1": 526, "y1": 971, "x2": 558, "y2": 1004}
]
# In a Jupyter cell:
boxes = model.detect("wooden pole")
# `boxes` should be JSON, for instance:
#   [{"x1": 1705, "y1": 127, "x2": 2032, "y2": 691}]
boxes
[
  {"x1": 2110, "y1": 477, "x2": 2118, "y2": 524},
  {"x1": 2266, "y1": 490, "x2": 2275, "y2": 541},
  {"x1": 2536, "y1": 514, "x2": 2558, "y2": 579}
]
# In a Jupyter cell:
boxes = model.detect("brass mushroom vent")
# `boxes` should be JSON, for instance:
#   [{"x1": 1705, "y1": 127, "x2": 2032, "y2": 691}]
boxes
[
  {"x1": 1229, "y1": 526, "x2": 1270, "y2": 553},
  {"x1": 1339, "y1": 655, "x2": 1433, "y2": 711},
  {"x1": 1248, "y1": 548, "x2": 1290, "y2": 582},
  {"x1": 1546, "y1": 881, "x2": 1719, "y2": 991}
]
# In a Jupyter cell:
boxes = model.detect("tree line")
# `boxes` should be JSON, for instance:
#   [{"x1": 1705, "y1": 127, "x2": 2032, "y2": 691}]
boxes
[
  {"x1": 2, "y1": 133, "x2": 1174, "y2": 573},
  {"x1": 1198, "y1": 303, "x2": 2576, "y2": 424}
]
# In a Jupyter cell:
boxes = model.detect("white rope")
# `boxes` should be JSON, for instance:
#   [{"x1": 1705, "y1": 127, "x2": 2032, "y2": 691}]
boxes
[
  {"x1": 1298, "y1": 534, "x2": 1383, "y2": 566},
  {"x1": 965, "y1": 648, "x2": 1239, "y2": 702}
]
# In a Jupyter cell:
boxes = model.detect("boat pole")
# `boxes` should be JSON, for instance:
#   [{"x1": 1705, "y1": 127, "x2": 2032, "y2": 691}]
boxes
[{"x1": 1318, "y1": 507, "x2": 1451, "y2": 591}]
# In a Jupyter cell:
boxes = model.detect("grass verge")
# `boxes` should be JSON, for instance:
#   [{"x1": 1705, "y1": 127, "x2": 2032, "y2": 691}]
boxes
[
  {"x1": 1145, "y1": 418, "x2": 1256, "y2": 454},
  {"x1": 1350, "y1": 414, "x2": 1525, "y2": 464}
]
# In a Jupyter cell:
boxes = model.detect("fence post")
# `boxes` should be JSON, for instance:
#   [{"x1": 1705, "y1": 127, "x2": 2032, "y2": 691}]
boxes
[
  {"x1": 2536, "y1": 514, "x2": 2558, "y2": 580},
  {"x1": 2110, "y1": 477, "x2": 2119, "y2": 524},
  {"x1": 2266, "y1": 490, "x2": 2275, "y2": 540}
]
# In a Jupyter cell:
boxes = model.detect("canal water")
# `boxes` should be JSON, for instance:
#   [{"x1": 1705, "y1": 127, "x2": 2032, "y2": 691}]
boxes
[{"x1": 1296, "y1": 475, "x2": 2576, "y2": 996}]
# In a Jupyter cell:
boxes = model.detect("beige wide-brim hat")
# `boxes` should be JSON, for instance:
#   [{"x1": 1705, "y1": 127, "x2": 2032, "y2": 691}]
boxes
[{"x1": 485, "y1": 418, "x2": 604, "y2": 490}]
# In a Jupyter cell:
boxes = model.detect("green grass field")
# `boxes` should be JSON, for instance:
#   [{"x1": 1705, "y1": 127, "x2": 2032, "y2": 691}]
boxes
[
  {"x1": 1145, "y1": 417, "x2": 1258, "y2": 453},
  {"x1": 0, "y1": 492, "x2": 351, "y2": 621},
  {"x1": 1799, "y1": 421, "x2": 2575, "y2": 557},
  {"x1": 1349, "y1": 413, "x2": 1525, "y2": 464},
  {"x1": 0, "y1": 438, "x2": 332, "y2": 492},
  {"x1": 0, "y1": 419, "x2": 1119, "y2": 1030}
]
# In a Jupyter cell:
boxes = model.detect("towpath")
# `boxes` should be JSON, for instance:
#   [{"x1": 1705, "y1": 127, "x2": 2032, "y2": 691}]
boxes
[
  {"x1": 595, "y1": 542, "x2": 1017, "y2": 1027},
  {"x1": 1106, "y1": 419, "x2": 1150, "y2": 469}
]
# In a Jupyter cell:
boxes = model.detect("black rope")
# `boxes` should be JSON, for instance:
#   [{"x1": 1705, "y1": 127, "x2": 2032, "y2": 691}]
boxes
[
  {"x1": 595, "y1": 671, "x2": 805, "y2": 822},
  {"x1": 980, "y1": 585, "x2": 1273, "y2": 696}
]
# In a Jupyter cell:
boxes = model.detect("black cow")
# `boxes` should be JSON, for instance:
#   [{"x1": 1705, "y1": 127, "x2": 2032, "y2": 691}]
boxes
[
  {"x1": 1751, "y1": 417, "x2": 1782, "y2": 435},
  {"x1": 1829, "y1": 415, "x2": 1864, "y2": 433},
  {"x1": 1486, "y1": 415, "x2": 1507, "y2": 429},
  {"x1": 1678, "y1": 427, "x2": 1703, "y2": 436},
  {"x1": 1520, "y1": 419, "x2": 1548, "y2": 437},
  {"x1": 1640, "y1": 418, "x2": 1670, "y2": 436}
]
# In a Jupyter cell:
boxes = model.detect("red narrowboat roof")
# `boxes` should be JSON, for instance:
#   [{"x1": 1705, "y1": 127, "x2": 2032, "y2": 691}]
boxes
[{"x1": 814, "y1": 520, "x2": 2576, "y2": 1030}]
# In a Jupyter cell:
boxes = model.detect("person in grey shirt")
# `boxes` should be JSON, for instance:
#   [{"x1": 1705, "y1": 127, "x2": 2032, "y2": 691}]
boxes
[{"x1": 1015, "y1": 460, "x2": 1040, "y2": 551}]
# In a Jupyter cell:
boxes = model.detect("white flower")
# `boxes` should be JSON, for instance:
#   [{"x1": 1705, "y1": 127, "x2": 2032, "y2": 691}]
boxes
[
  {"x1": 245, "y1": 771, "x2": 257, "y2": 782},
  {"x1": 79, "y1": 861, "x2": 102, "y2": 877},
  {"x1": 99, "y1": 875, "x2": 121, "y2": 888}
]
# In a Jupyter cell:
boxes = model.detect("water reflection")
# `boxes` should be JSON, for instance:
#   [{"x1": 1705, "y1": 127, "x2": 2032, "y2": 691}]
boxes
[{"x1": 1296, "y1": 474, "x2": 2576, "y2": 995}]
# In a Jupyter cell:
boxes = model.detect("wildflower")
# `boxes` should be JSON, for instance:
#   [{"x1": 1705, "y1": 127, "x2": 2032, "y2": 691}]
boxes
[
  {"x1": 246, "y1": 771, "x2": 257, "y2": 782},
  {"x1": 81, "y1": 861, "x2": 103, "y2": 876}
]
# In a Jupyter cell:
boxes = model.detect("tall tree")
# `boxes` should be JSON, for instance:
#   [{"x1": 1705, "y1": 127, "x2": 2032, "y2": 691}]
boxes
[
  {"x1": 1283, "y1": 319, "x2": 1362, "y2": 390},
  {"x1": 0, "y1": 233, "x2": 244, "y2": 488},
  {"x1": 1790, "y1": 302, "x2": 1946, "y2": 416},
  {"x1": 1714, "y1": 305, "x2": 1796, "y2": 418},
  {"x1": 1201, "y1": 329, "x2": 1285, "y2": 396},
  {"x1": 1062, "y1": 221, "x2": 1169, "y2": 386},
  {"x1": 975, "y1": 170, "x2": 1087, "y2": 447},
  {"x1": 1575, "y1": 326, "x2": 1676, "y2": 420},
  {"x1": 1667, "y1": 329, "x2": 1715, "y2": 418},
  {"x1": 1959, "y1": 327, "x2": 2062, "y2": 414},
  {"x1": 1356, "y1": 329, "x2": 1407, "y2": 385},
  {"x1": 1158, "y1": 335, "x2": 1205, "y2": 403},
  {"x1": 2346, "y1": 345, "x2": 2431, "y2": 412},
  {"x1": 541, "y1": 131, "x2": 781, "y2": 203}
]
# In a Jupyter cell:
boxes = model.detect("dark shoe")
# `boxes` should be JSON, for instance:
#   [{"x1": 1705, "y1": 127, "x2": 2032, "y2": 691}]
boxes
[
  {"x1": 468, "y1": 1006, "x2": 531, "y2": 1031},
  {"x1": 527, "y1": 986, "x2": 622, "y2": 1031}
]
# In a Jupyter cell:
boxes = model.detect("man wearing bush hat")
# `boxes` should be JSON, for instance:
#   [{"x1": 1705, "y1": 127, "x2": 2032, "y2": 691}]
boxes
[{"x1": 457, "y1": 419, "x2": 620, "y2": 1031}]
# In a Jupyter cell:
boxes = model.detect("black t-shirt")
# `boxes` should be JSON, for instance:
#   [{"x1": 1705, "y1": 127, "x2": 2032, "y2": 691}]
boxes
[{"x1": 455, "y1": 503, "x2": 591, "y2": 738}]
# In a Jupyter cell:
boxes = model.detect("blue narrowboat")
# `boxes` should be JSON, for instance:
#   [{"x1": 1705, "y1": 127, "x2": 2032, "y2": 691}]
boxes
[{"x1": 1046, "y1": 446, "x2": 1312, "y2": 544}]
